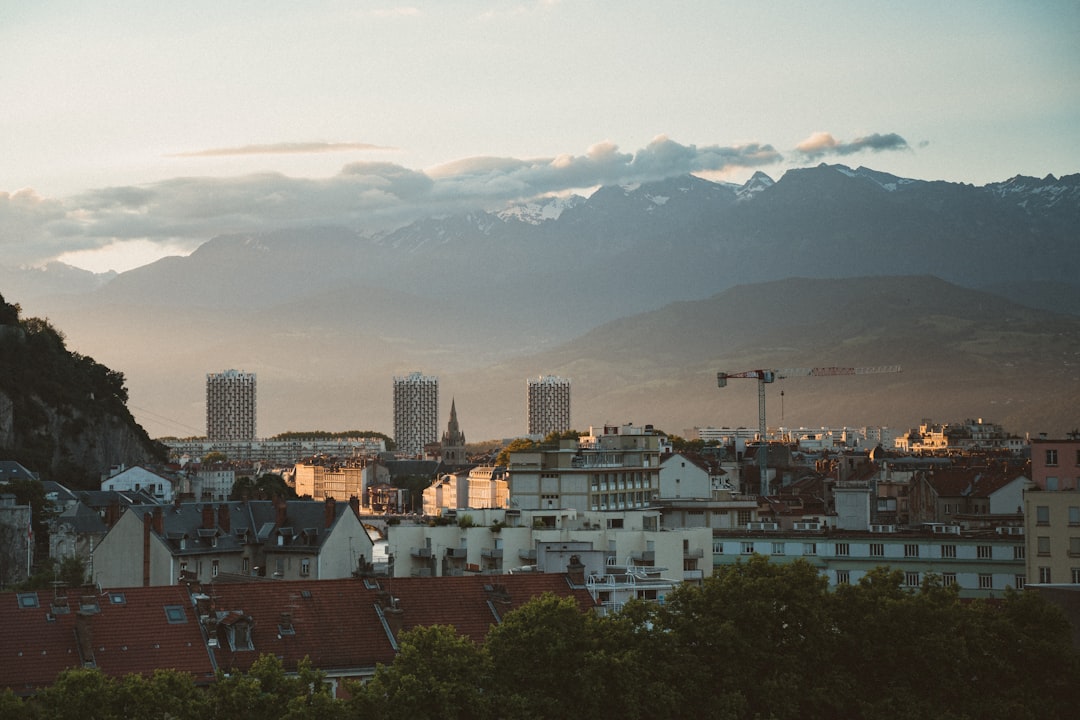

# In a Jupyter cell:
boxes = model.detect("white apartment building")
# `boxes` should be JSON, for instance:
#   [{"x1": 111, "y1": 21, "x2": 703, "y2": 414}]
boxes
[
  {"x1": 385, "y1": 507, "x2": 710, "y2": 613},
  {"x1": 206, "y1": 369, "x2": 256, "y2": 442},
  {"x1": 527, "y1": 375, "x2": 571, "y2": 436},
  {"x1": 393, "y1": 372, "x2": 439, "y2": 457}
]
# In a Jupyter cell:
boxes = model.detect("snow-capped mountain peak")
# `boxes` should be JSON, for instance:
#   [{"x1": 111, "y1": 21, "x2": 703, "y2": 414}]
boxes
[{"x1": 497, "y1": 194, "x2": 586, "y2": 224}]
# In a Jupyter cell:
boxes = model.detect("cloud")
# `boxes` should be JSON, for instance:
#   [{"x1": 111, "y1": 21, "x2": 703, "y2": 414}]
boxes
[
  {"x1": 794, "y1": 131, "x2": 910, "y2": 160},
  {"x1": 167, "y1": 142, "x2": 394, "y2": 158},
  {"x1": 2, "y1": 136, "x2": 785, "y2": 270}
]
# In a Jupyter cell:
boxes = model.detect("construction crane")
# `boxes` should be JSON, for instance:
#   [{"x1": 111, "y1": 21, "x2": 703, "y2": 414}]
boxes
[{"x1": 716, "y1": 366, "x2": 902, "y2": 496}]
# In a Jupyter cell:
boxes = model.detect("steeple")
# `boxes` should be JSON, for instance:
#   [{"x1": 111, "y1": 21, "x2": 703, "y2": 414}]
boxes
[{"x1": 441, "y1": 398, "x2": 467, "y2": 467}]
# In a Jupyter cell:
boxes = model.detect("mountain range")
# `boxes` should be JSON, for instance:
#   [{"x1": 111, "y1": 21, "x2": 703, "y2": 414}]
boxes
[{"x1": 6, "y1": 163, "x2": 1079, "y2": 442}]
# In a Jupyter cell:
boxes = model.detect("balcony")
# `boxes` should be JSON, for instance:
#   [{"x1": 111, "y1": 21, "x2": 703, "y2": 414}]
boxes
[
  {"x1": 410, "y1": 547, "x2": 431, "y2": 558},
  {"x1": 631, "y1": 550, "x2": 655, "y2": 563},
  {"x1": 518, "y1": 549, "x2": 537, "y2": 561},
  {"x1": 482, "y1": 548, "x2": 504, "y2": 559},
  {"x1": 683, "y1": 548, "x2": 704, "y2": 559},
  {"x1": 445, "y1": 547, "x2": 467, "y2": 559}
]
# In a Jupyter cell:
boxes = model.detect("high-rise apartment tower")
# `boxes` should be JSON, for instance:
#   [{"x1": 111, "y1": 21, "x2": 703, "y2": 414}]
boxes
[
  {"x1": 206, "y1": 369, "x2": 257, "y2": 442},
  {"x1": 393, "y1": 372, "x2": 439, "y2": 457},
  {"x1": 527, "y1": 375, "x2": 571, "y2": 436}
]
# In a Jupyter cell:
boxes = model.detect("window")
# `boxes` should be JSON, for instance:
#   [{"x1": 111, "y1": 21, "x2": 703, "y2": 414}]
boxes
[
  {"x1": 772, "y1": 542, "x2": 785, "y2": 555},
  {"x1": 977, "y1": 545, "x2": 992, "y2": 559},
  {"x1": 905, "y1": 571, "x2": 920, "y2": 587},
  {"x1": 944, "y1": 503, "x2": 952, "y2": 514},
  {"x1": 1070, "y1": 537, "x2": 1080, "y2": 556},
  {"x1": 164, "y1": 605, "x2": 187, "y2": 624},
  {"x1": 1072, "y1": 568, "x2": 1080, "y2": 584},
  {"x1": 904, "y1": 544, "x2": 919, "y2": 558},
  {"x1": 1013, "y1": 575, "x2": 1026, "y2": 589},
  {"x1": 1036, "y1": 505, "x2": 1050, "y2": 525},
  {"x1": 108, "y1": 592, "x2": 126, "y2": 605},
  {"x1": 17, "y1": 592, "x2": 39, "y2": 609},
  {"x1": 737, "y1": 510, "x2": 751, "y2": 526},
  {"x1": 1014, "y1": 545, "x2": 1025, "y2": 560},
  {"x1": 869, "y1": 543, "x2": 884, "y2": 558},
  {"x1": 836, "y1": 570, "x2": 851, "y2": 585},
  {"x1": 1069, "y1": 507, "x2": 1080, "y2": 526},
  {"x1": 942, "y1": 572, "x2": 956, "y2": 587},
  {"x1": 301, "y1": 558, "x2": 311, "y2": 577},
  {"x1": 211, "y1": 560, "x2": 219, "y2": 577},
  {"x1": 712, "y1": 540, "x2": 724, "y2": 554},
  {"x1": 741, "y1": 542, "x2": 754, "y2": 555},
  {"x1": 1039, "y1": 567, "x2": 1052, "y2": 583},
  {"x1": 978, "y1": 574, "x2": 992, "y2": 590},
  {"x1": 835, "y1": 543, "x2": 849, "y2": 557},
  {"x1": 1046, "y1": 449, "x2": 1058, "y2": 466},
  {"x1": 803, "y1": 543, "x2": 817, "y2": 556},
  {"x1": 1038, "y1": 536, "x2": 1051, "y2": 556},
  {"x1": 941, "y1": 544, "x2": 956, "y2": 559}
]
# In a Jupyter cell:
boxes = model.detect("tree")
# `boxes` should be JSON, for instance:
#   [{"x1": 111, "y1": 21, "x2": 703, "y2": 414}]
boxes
[
  {"x1": 202, "y1": 451, "x2": 228, "y2": 464},
  {"x1": 494, "y1": 438, "x2": 536, "y2": 466},
  {"x1": 485, "y1": 593, "x2": 600, "y2": 718},
  {"x1": 349, "y1": 625, "x2": 491, "y2": 720}
]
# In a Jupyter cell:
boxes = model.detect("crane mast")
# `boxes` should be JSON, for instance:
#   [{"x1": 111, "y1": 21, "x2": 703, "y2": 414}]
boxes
[{"x1": 717, "y1": 365, "x2": 901, "y2": 497}]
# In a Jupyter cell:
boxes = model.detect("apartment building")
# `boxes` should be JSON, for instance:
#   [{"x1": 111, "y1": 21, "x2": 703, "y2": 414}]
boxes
[
  {"x1": 206, "y1": 369, "x2": 256, "y2": 442},
  {"x1": 393, "y1": 372, "x2": 438, "y2": 457},
  {"x1": 386, "y1": 507, "x2": 710, "y2": 612},
  {"x1": 509, "y1": 423, "x2": 660, "y2": 512},
  {"x1": 714, "y1": 525, "x2": 1026, "y2": 599},
  {"x1": 527, "y1": 375, "x2": 571, "y2": 436},
  {"x1": 1024, "y1": 437, "x2": 1080, "y2": 585}
]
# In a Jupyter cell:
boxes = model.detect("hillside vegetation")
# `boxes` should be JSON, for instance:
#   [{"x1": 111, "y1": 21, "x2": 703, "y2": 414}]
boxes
[{"x1": 0, "y1": 293, "x2": 161, "y2": 486}]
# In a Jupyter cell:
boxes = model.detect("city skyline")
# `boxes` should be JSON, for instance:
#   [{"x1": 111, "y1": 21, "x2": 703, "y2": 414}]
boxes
[{"x1": 2, "y1": 2, "x2": 1077, "y2": 273}]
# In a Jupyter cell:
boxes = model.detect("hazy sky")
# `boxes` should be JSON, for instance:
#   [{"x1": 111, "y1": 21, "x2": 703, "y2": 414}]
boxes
[{"x1": 2, "y1": 1, "x2": 1078, "y2": 273}]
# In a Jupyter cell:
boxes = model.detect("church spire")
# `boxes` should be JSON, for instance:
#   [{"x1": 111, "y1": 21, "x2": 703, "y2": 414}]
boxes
[{"x1": 441, "y1": 397, "x2": 466, "y2": 466}]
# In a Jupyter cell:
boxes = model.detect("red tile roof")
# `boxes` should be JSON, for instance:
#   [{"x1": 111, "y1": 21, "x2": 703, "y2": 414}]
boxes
[
  {"x1": 0, "y1": 585, "x2": 215, "y2": 695},
  {"x1": 2, "y1": 573, "x2": 594, "y2": 693}
]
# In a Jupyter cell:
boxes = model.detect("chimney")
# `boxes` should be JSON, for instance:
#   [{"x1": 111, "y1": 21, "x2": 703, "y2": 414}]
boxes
[
  {"x1": 217, "y1": 504, "x2": 230, "y2": 533},
  {"x1": 566, "y1": 554, "x2": 586, "y2": 586},
  {"x1": 324, "y1": 497, "x2": 336, "y2": 529},
  {"x1": 152, "y1": 506, "x2": 164, "y2": 535},
  {"x1": 275, "y1": 496, "x2": 287, "y2": 527},
  {"x1": 105, "y1": 499, "x2": 120, "y2": 528},
  {"x1": 202, "y1": 504, "x2": 214, "y2": 530},
  {"x1": 377, "y1": 591, "x2": 404, "y2": 638},
  {"x1": 349, "y1": 495, "x2": 360, "y2": 517}
]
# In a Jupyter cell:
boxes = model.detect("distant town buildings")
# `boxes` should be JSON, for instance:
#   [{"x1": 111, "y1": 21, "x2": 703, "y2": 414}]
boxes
[
  {"x1": 393, "y1": 372, "x2": 439, "y2": 457},
  {"x1": 206, "y1": 369, "x2": 256, "y2": 442},
  {"x1": 527, "y1": 375, "x2": 571, "y2": 436}
]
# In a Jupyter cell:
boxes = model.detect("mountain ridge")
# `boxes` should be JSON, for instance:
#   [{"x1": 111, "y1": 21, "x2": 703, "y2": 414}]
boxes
[{"x1": 5, "y1": 165, "x2": 1078, "y2": 441}]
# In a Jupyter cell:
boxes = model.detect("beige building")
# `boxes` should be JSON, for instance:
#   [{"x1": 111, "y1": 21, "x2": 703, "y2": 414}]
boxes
[
  {"x1": 1025, "y1": 489, "x2": 1080, "y2": 585},
  {"x1": 422, "y1": 466, "x2": 509, "y2": 517},
  {"x1": 293, "y1": 459, "x2": 368, "y2": 501}
]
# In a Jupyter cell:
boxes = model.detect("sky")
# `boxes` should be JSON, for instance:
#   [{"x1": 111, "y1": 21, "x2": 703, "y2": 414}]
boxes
[{"x1": 1, "y1": 0, "x2": 1078, "y2": 273}]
